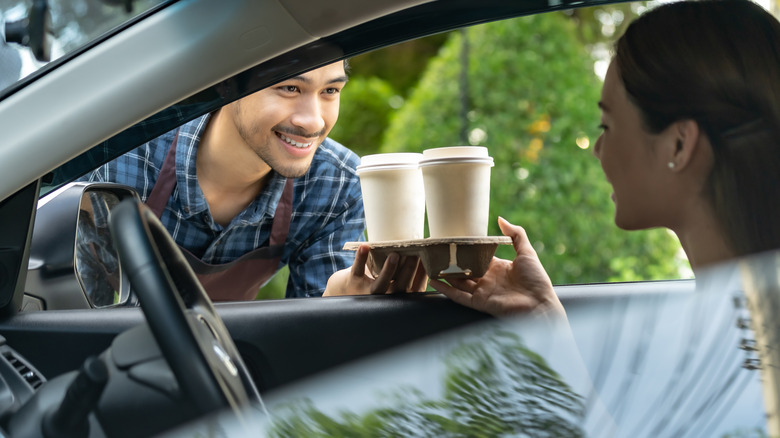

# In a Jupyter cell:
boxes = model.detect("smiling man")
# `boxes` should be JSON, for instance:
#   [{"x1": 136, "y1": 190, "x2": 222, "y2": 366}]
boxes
[{"x1": 81, "y1": 61, "x2": 365, "y2": 300}]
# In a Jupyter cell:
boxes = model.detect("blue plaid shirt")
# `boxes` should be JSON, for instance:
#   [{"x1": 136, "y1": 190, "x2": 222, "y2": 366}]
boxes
[{"x1": 80, "y1": 114, "x2": 365, "y2": 298}]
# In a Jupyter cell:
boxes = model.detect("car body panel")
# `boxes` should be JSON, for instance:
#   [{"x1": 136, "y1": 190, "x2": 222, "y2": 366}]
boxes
[
  {"x1": 162, "y1": 256, "x2": 777, "y2": 436},
  {"x1": 0, "y1": 281, "x2": 694, "y2": 390}
]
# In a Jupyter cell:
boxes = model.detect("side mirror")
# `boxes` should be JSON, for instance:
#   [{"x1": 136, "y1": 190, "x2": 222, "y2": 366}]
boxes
[
  {"x1": 27, "y1": 183, "x2": 140, "y2": 310},
  {"x1": 3, "y1": 0, "x2": 53, "y2": 62},
  {"x1": 75, "y1": 190, "x2": 125, "y2": 307}
]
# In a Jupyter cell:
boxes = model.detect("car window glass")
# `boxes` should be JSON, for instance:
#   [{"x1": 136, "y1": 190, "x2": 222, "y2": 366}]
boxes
[
  {"x1": 250, "y1": 256, "x2": 769, "y2": 436},
  {"x1": 0, "y1": 0, "x2": 167, "y2": 93}
]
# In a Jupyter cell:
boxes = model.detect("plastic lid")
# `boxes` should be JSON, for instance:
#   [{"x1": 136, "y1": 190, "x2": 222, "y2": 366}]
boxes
[
  {"x1": 360, "y1": 152, "x2": 423, "y2": 166},
  {"x1": 419, "y1": 156, "x2": 494, "y2": 167},
  {"x1": 356, "y1": 152, "x2": 423, "y2": 173},
  {"x1": 422, "y1": 146, "x2": 489, "y2": 159}
]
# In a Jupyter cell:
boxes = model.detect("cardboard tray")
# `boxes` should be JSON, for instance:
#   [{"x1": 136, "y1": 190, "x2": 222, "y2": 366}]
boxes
[{"x1": 343, "y1": 236, "x2": 512, "y2": 279}]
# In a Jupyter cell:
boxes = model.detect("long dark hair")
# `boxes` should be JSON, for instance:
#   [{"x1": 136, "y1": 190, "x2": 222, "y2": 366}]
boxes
[{"x1": 615, "y1": 0, "x2": 780, "y2": 257}]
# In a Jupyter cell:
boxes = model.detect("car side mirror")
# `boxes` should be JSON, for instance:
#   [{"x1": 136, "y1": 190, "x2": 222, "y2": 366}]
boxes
[
  {"x1": 3, "y1": 0, "x2": 53, "y2": 62},
  {"x1": 75, "y1": 190, "x2": 126, "y2": 308},
  {"x1": 27, "y1": 183, "x2": 140, "y2": 310}
]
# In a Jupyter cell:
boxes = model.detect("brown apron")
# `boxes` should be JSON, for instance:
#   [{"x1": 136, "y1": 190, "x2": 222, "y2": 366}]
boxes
[{"x1": 145, "y1": 131, "x2": 293, "y2": 301}]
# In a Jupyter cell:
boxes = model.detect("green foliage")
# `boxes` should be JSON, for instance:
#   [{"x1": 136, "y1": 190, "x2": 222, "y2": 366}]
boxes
[
  {"x1": 719, "y1": 427, "x2": 769, "y2": 438},
  {"x1": 347, "y1": 35, "x2": 449, "y2": 94},
  {"x1": 565, "y1": 3, "x2": 643, "y2": 46},
  {"x1": 329, "y1": 77, "x2": 400, "y2": 157},
  {"x1": 256, "y1": 265, "x2": 289, "y2": 300},
  {"x1": 381, "y1": 12, "x2": 683, "y2": 284}
]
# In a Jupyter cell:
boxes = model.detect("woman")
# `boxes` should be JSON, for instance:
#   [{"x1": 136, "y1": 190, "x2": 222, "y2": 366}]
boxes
[{"x1": 430, "y1": 0, "x2": 780, "y2": 316}]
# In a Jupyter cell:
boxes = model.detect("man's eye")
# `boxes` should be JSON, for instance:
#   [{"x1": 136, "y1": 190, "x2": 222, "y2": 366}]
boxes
[
  {"x1": 323, "y1": 87, "x2": 341, "y2": 95},
  {"x1": 279, "y1": 85, "x2": 299, "y2": 93}
]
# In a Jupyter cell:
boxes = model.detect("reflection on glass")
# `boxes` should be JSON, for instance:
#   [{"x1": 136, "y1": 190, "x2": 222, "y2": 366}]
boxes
[
  {"x1": 259, "y1": 269, "x2": 772, "y2": 437},
  {"x1": 267, "y1": 329, "x2": 585, "y2": 437},
  {"x1": 740, "y1": 252, "x2": 780, "y2": 436},
  {"x1": 1, "y1": 0, "x2": 168, "y2": 93},
  {"x1": 75, "y1": 189, "x2": 123, "y2": 307}
]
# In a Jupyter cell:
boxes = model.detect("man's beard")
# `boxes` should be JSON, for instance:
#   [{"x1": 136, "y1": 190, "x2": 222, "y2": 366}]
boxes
[
  {"x1": 260, "y1": 149, "x2": 318, "y2": 178},
  {"x1": 233, "y1": 113, "x2": 324, "y2": 178}
]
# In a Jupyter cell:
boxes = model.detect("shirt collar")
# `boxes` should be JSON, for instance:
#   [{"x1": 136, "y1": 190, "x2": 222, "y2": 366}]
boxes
[
  {"x1": 252, "y1": 172, "x2": 287, "y2": 221},
  {"x1": 175, "y1": 114, "x2": 211, "y2": 217}
]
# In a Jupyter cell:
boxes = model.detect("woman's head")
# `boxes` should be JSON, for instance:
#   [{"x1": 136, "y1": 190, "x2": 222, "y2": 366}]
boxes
[{"x1": 610, "y1": 0, "x2": 780, "y2": 257}]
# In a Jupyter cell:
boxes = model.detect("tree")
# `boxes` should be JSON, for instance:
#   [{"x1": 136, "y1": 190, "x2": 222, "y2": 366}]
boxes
[
  {"x1": 328, "y1": 76, "x2": 400, "y2": 157},
  {"x1": 329, "y1": 35, "x2": 449, "y2": 157},
  {"x1": 380, "y1": 12, "x2": 682, "y2": 283}
]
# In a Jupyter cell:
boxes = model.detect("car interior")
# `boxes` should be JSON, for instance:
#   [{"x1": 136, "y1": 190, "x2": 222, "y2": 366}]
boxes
[{"x1": 0, "y1": 0, "x2": 774, "y2": 436}]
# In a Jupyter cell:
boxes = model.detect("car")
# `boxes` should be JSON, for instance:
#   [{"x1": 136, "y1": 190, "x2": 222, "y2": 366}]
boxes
[{"x1": 0, "y1": 0, "x2": 777, "y2": 436}]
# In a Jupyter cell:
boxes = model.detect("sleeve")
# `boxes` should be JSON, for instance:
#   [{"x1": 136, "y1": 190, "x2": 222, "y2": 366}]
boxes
[{"x1": 285, "y1": 167, "x2": 366, "y2": 298}]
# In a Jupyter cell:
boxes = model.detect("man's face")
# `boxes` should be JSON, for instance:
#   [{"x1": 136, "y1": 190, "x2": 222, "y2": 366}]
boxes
[{"x1": 229, "y1": 62, "x2": 348, "y2": 178}]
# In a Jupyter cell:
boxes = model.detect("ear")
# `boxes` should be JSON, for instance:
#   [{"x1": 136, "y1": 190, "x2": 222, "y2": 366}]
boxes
[{"x1": 665, "y1": 119, "x2": 701, "y2": 172}]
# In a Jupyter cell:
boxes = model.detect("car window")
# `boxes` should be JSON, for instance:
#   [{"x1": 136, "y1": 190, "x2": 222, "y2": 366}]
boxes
[
  {"x1": 27, "y1": 0, "x2": 780, "y2": 305},
  {"x1": 0, "y1": 0, "x2": 168, "y2": 93},
  {"x1": 264, "y1": 2, "x2": 690, "y2": 297}
]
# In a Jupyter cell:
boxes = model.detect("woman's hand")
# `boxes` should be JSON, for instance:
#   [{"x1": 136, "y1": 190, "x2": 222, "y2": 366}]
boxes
[
  {"x1": 324, "y1": 244, "x2": 428, "y2": 296},
  {"x1": 429, "y1": 217, "x2": 564, "y2": 318}
]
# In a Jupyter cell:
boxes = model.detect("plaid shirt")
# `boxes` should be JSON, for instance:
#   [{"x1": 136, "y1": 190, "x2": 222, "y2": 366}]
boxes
[{"x1": 80, "y1": 114, "x2": 365, "y2": 298}]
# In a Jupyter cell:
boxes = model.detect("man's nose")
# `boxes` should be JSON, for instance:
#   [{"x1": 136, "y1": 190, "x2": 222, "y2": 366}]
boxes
[{"x1": 290, "y1": 95, "x2": 325, "y2": 135}]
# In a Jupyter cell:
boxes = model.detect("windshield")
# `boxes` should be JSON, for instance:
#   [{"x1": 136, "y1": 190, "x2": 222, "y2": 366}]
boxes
[{"x1": 0, "y1": 0, "x2": 167, "y2": 92}]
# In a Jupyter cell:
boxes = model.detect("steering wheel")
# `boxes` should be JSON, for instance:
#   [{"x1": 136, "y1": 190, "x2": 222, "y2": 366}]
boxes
[{"x1": 109, "y1": 198, "x2": 261, "y2": 416}]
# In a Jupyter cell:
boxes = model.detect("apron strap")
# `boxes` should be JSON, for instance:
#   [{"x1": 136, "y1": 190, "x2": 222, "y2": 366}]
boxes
[
  {"x1": 142, "y1": 128, "x2": 296, "y2": 301},
  {"x1": 145, "y1": 131, "x2": 179, "y2": 217},
  {"x1": 270, "y1": 178, "x2": 294, "y2": 246}
]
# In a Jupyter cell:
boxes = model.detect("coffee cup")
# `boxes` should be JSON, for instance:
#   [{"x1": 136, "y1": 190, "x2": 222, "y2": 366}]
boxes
[
  {"x1": 420, "y1": 146, "x2": 494, "y2": 238},
  {"x1": 356, "y1": 153, "x2": 426, "y2": 242}
]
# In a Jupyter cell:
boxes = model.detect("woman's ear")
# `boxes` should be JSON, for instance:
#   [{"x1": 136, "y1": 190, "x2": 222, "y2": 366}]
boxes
[{"x1": 666, "y1": 119, "x2": 701, "y2": 172}]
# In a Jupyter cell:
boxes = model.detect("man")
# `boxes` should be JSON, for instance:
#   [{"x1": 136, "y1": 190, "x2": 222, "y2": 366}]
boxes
[{"x1": 81, "y1": 61, "x2": 365, "y2": 300}]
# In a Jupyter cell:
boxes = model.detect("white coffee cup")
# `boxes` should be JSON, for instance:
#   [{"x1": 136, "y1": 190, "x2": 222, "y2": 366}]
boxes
[
  {"x1": 420, "y1": 146, "x2": 494, "y2": 238},
  {"x1": 356, "y1": 153, "x2": 426, "y2": 242}
]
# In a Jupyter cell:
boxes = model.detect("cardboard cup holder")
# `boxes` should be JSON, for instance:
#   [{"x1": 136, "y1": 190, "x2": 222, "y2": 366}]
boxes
[{"x1": 343, "y1": 237, "x2": 512, "y2": 280}]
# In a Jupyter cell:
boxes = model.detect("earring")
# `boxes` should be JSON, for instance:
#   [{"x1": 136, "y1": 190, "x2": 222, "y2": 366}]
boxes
[{"x1": 668, "y1": 162, "x2": 676, "y2": 169}]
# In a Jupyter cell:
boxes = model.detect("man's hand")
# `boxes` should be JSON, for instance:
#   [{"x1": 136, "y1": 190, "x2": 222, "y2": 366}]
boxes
[
  {"x1": 324, "y1": 244, "x2": 428, "y2": 296},
  {"x1": 429, "y1": 217, "x2": 565, "y2": 318}
]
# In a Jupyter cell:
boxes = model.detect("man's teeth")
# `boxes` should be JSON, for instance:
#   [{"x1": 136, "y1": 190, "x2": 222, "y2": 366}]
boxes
[{"x1": 280, "y1": 134, "x2": 312, "y2": 148}]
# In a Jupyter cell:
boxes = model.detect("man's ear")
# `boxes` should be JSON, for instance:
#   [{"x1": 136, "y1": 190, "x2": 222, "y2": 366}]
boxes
[{"x1": 666, "y1": 119, "x2": 701, "y2": 172}]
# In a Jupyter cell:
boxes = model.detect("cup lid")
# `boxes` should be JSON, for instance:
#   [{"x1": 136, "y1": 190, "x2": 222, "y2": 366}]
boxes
[
  {"x1": 356, "y1": 152, "x2": 423, "y2": 173},
  {"x1": 419, "y1": 156, "x2": 494, "y2": 167},
  {"x1": 422, "y1": 146, "x2": 489, "y2": 159}
]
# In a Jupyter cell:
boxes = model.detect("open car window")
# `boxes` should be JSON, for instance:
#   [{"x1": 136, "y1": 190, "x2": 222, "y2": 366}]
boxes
[
  {"x1": 13, "y1": 0, "x2": 780, "y2": 309},
  {"x1": 22, "y1": 0, "x2": 713, "y2": 309}
]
